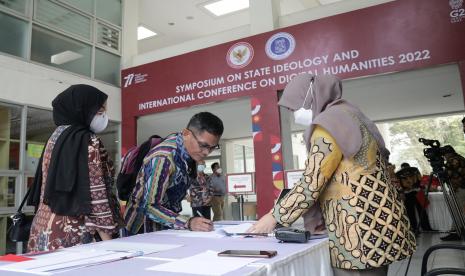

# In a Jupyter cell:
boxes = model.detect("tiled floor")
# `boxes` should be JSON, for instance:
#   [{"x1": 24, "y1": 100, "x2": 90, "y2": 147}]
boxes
[{"x1": 388, "y1": 232, "x2": 465, "y2": 276}]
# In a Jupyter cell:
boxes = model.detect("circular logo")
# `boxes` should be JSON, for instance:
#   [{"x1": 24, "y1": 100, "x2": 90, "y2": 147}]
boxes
[
  {"x1": 226, "y1": 42, "x2": 254, "y2": 69},
  {"x1": 265, "y1": 32, "x2": 296, "y2": 60}
]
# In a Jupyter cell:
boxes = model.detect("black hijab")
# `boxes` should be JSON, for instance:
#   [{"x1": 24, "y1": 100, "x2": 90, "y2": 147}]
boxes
[{"x1": 28, "y1": 84, "x2": 108, "y2": 216}]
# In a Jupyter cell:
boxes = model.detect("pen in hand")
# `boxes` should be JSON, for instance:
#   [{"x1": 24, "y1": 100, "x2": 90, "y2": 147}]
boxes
[{"x1": 193, "y1": 210, "x2": 214, "y2": 231}]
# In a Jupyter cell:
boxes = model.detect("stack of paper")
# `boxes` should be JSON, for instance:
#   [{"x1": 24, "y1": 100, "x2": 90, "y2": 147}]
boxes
[
  {"x1": 178, "y1": 222, "x2": 254, "y2": 238},
  {"x1": 0, "y1": 249, "x2": 142, "y2": 274}
]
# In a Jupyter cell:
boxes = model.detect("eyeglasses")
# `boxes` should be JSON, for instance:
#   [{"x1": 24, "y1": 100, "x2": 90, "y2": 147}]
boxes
[{"x1": 188, "y1": 129, "x2": 220, "y2": 152}]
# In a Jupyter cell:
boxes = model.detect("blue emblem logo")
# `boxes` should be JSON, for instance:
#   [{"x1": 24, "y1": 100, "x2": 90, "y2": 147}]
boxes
[{"x1": 265, "y1": 32, "x2": 296, "y2": 60}]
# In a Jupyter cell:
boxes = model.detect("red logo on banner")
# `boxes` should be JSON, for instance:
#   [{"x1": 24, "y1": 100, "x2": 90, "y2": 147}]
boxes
[{"x1": 226, "y1": 42, "x2": 254, "y2": 69}]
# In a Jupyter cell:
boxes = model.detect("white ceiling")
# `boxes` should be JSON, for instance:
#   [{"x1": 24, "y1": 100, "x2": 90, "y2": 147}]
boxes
[
  {"x1": 137, "y1": 64, "x2": 464, "y2": 142},
  {"x1": 137, "y1": 0, "x2": 355, "y2": 53}
]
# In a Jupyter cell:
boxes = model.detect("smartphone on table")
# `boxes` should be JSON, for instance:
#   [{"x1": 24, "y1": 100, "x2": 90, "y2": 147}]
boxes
[{"x1": 218, "y1": 250, "x2": 277, "y2": 258}]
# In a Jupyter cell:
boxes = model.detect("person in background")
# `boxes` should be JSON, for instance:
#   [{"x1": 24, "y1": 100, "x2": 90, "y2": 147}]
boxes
[
  {"x1": 396, "y1": 167, "x2": 434, "y2": 234},
  {"x1": 249, "y1": 74, "x2": 416, "y2": 276},
  {"x1": 124, "y1": 112, "x2": 223, "y2": 234},
  {"x1": 189, "y1": 160, "x2": 213, "y2": 219},
  {"x1": 210, "y1": 162, "x2": 226, "y2": 221},
  {"x1": 387, "y1": 163, "x2": 403, "y2": 194},
  {"x1": 441, "y1": 145, "x2": 465, "y2": 241},
  {"x1": 27, "y1": 84, "x2": 123, "y2": 252}
]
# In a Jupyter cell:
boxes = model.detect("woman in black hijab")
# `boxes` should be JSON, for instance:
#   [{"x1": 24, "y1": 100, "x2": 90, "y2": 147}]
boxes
[{"x1": 27, "y1": 84, "x2": 122, "y2": 252}]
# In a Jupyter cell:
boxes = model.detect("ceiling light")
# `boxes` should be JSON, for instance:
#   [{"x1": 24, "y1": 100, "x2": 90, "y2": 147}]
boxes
[
  {"x1": 137, "y1": 25, "x2": 157, "y2": 40},
  {"x1": 51, "y1": 50, "x2": 83, "y2": 65},
  {"x1": 318, "y1": 0, "x2": 344, "y2": 5},
  {"x1": 204, "y1": 0, "x2": 249, "y2": 17}
]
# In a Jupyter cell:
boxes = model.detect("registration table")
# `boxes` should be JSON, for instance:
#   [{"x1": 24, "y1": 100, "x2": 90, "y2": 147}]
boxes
[
  {"x1": 427, "y1": 192, "x2": 453, "y2": 232},
  {"x1": 0, "y1": 228, "x2": 333, "y2": 276}
]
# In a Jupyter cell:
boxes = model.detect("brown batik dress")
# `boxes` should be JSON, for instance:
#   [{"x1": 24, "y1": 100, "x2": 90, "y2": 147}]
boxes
[{"x1": 27, "y1": 126, "x2": 122, "y2": 252}]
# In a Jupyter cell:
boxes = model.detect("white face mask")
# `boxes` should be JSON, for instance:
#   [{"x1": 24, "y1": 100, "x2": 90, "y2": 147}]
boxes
[
  {"x1": 197, "y1": 164, "x2": 206, "y2": 172},
  {"x1": 90, "y1": 112, "x2": 108, "y2": 133},
  {"x1": 216, "y1": 168, "x2": 223, "y2": 174},
  {"x1": 293, "y1": 80, "x2": 314, "y2": 126}
]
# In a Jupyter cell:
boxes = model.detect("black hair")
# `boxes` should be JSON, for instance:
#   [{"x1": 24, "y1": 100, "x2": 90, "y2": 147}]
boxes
[
  {"x1": 462, "y1": 117, "x2": 465, "y2": 124},
  {"x1": 211, "y1": 162, "x2": 220, "y2": 170},
  {"x1": 400, "y1": 163, "x2": 410, "y2": 169},
  {"x1": 187, "y1": 112, "x2": 224, "y2": 137}
]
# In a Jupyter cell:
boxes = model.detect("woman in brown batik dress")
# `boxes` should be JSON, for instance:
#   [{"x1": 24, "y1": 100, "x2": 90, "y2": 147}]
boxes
[
  {"x1": 249, "y1": 74, "x2": 416, "y2": 276},
  {"x1": 27, "y1": 84, "x2": 122, "y2": 252}
]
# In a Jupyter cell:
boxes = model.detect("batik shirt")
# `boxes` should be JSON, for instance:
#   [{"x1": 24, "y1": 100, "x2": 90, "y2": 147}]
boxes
[
  {"x1": 124, "y1": 133, "x2": 193, "y2": 234},
  {"x1": 189, "y1": 174, "x2": 213, "y2": 208},
  {"x1": 273, "y1": 125, "x2": 416, "y2": 269}
]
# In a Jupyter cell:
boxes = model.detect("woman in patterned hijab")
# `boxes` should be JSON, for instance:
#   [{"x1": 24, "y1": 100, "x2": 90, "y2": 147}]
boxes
[{"x1": 250, "y1": 74, "x2": 416, "y2": 276}]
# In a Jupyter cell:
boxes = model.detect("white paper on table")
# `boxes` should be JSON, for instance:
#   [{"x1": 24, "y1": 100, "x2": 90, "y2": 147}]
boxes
[
  {"x1": 217, "y1": 223, "x2": 254, "y2": 235},
  {"x1": 0, "y1": 249, "x2": 141, "y2": 275},
  {"x1": 146, "y1": 250, "x2": 261, "y2": 275},
  {"x1": 177, "y1": 223, "x2": 254, "y2": 238},
  {"x1": 65, "y1": 240, "x2": 183, "y2": 254}
]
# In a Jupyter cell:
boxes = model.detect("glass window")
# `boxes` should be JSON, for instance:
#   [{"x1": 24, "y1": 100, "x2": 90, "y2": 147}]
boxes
[
  {"x1": 26, "y1": 108, "x2": 55, "y2": 173},
  {"x1": 233, "y1": 144, "x2": 245, "y2": 173},
  {"x1": 377, "y1": 114, "x2": 465, "y2": 174},
  {"x1": 98, "y1": 121, "x2": 120, "y2": 170},
  {"x1": 60, "y1": 0, "x2": 94, "y2": 14},
  {"x1": 95, "y1": 48, "x2": 120, "y2": 86},
  {"x1": 0, "y1": 103, "x2": 22, "y2": 170},
  {"x1": 96, "y1": 22, "x2": 120, "y2": 51},
  {"x1": 96, "y1": 0, "x2": 121, "y2": 26},
  {"x1": 35, "y1": 0, "x2": 91, "y2": 40},
  {"x1": 291, "y1": 131, "x2": 306, "y2": 170},
  {"x1": 31, "y1": 25, "x2": 92, "y2": 77},
  {"x1": 0, "y1": 11, "x2": 29, "y2": 58},
  {"x1": 0, "y1": 0, "x2": 29, "y2": 15},
  {"x1": 244, "y1": 146, "x2": 255, "y2": 172},
  {"x1": 0, "y1": 176, "x2": 16, "y2": 207}
]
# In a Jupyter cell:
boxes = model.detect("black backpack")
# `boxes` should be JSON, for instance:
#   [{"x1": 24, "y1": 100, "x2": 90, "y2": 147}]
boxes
[{"x1": 116, "y1": 135, "x2": 163, "y2": 201}]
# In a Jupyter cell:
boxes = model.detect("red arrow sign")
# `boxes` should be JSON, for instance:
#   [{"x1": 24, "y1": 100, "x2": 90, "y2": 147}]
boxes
[{"x1": 233, "y1": 184, "x2": 246, "y2": 189}]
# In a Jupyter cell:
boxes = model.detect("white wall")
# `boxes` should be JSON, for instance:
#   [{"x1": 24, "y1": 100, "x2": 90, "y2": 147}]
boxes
[{"x1": 0, "y1": 54, "x2": 121, "y2": 121}]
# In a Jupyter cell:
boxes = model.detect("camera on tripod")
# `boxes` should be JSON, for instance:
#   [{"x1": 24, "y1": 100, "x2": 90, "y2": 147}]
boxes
[{"x1": 418, "y1": 138, "x2": 451, "y2": 169}]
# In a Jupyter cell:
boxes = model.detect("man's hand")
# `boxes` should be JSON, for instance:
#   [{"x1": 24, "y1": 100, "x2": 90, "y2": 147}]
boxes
[
  {"x1": 189, "y1": 217, "x2": 214, "y2": 232},
  {"x1": 247, "y1": 212, "x2": 277, "y2": 234}
]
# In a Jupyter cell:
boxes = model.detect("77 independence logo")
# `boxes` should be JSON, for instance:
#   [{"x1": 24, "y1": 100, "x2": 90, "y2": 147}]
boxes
[{"x1": 226, "y1": 42, "x2": 254, "y2": 69}]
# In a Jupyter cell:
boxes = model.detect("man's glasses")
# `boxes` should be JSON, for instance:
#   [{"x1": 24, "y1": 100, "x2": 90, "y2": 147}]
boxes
[{"x1": 188, "y1": 129, "x2": 220, "y2": 152}]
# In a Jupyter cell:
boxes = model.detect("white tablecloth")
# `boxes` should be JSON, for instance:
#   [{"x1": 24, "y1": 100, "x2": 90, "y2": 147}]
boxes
[
  {"x1": 427, "y1": 192, "x2": 453, "y2": 232},
  {"x1": 0, "y1": 228, "x2": 333, "y2": 276}
]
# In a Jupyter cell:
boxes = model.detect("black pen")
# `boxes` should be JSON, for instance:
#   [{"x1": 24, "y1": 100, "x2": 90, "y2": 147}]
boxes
[{"x1": 195, "y1": 210, "x2": 213, "y2": 226}]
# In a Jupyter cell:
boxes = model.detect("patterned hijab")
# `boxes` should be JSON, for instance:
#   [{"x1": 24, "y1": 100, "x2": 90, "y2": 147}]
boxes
[{"x1": 278, "y1": 74, "x2": 387, "y2": 159}]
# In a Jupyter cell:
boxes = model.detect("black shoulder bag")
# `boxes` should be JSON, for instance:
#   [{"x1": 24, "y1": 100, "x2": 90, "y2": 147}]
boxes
[{"x1": 8, "y1": 189, "x2": 33, "y2": 242}]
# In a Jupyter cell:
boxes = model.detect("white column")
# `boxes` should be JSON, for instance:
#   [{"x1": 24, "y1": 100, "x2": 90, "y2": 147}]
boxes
[
  {"x1": 249, "y1": 0, "x2": 280, "y2": 35},
  {"x1": 121, "y1": 0, "x2": 139, "y2": 68}
]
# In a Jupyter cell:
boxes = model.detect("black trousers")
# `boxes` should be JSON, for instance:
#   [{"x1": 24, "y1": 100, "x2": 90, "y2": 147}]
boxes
[
  {"x1": 192, "y1": 206, "x2": 212, "y2": 220},
  {"x1": 404, "y1": 191, "x2": 433, "y2": 231}
]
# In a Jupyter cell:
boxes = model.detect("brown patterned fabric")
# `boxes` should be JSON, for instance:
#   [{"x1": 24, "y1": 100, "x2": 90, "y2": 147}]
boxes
[
  {"x1": 27, "y1": 126, "x2": 122, "y2": 252},
  {"x1": 273, "y1": 124, "x2": 416, "y2": 270}
]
